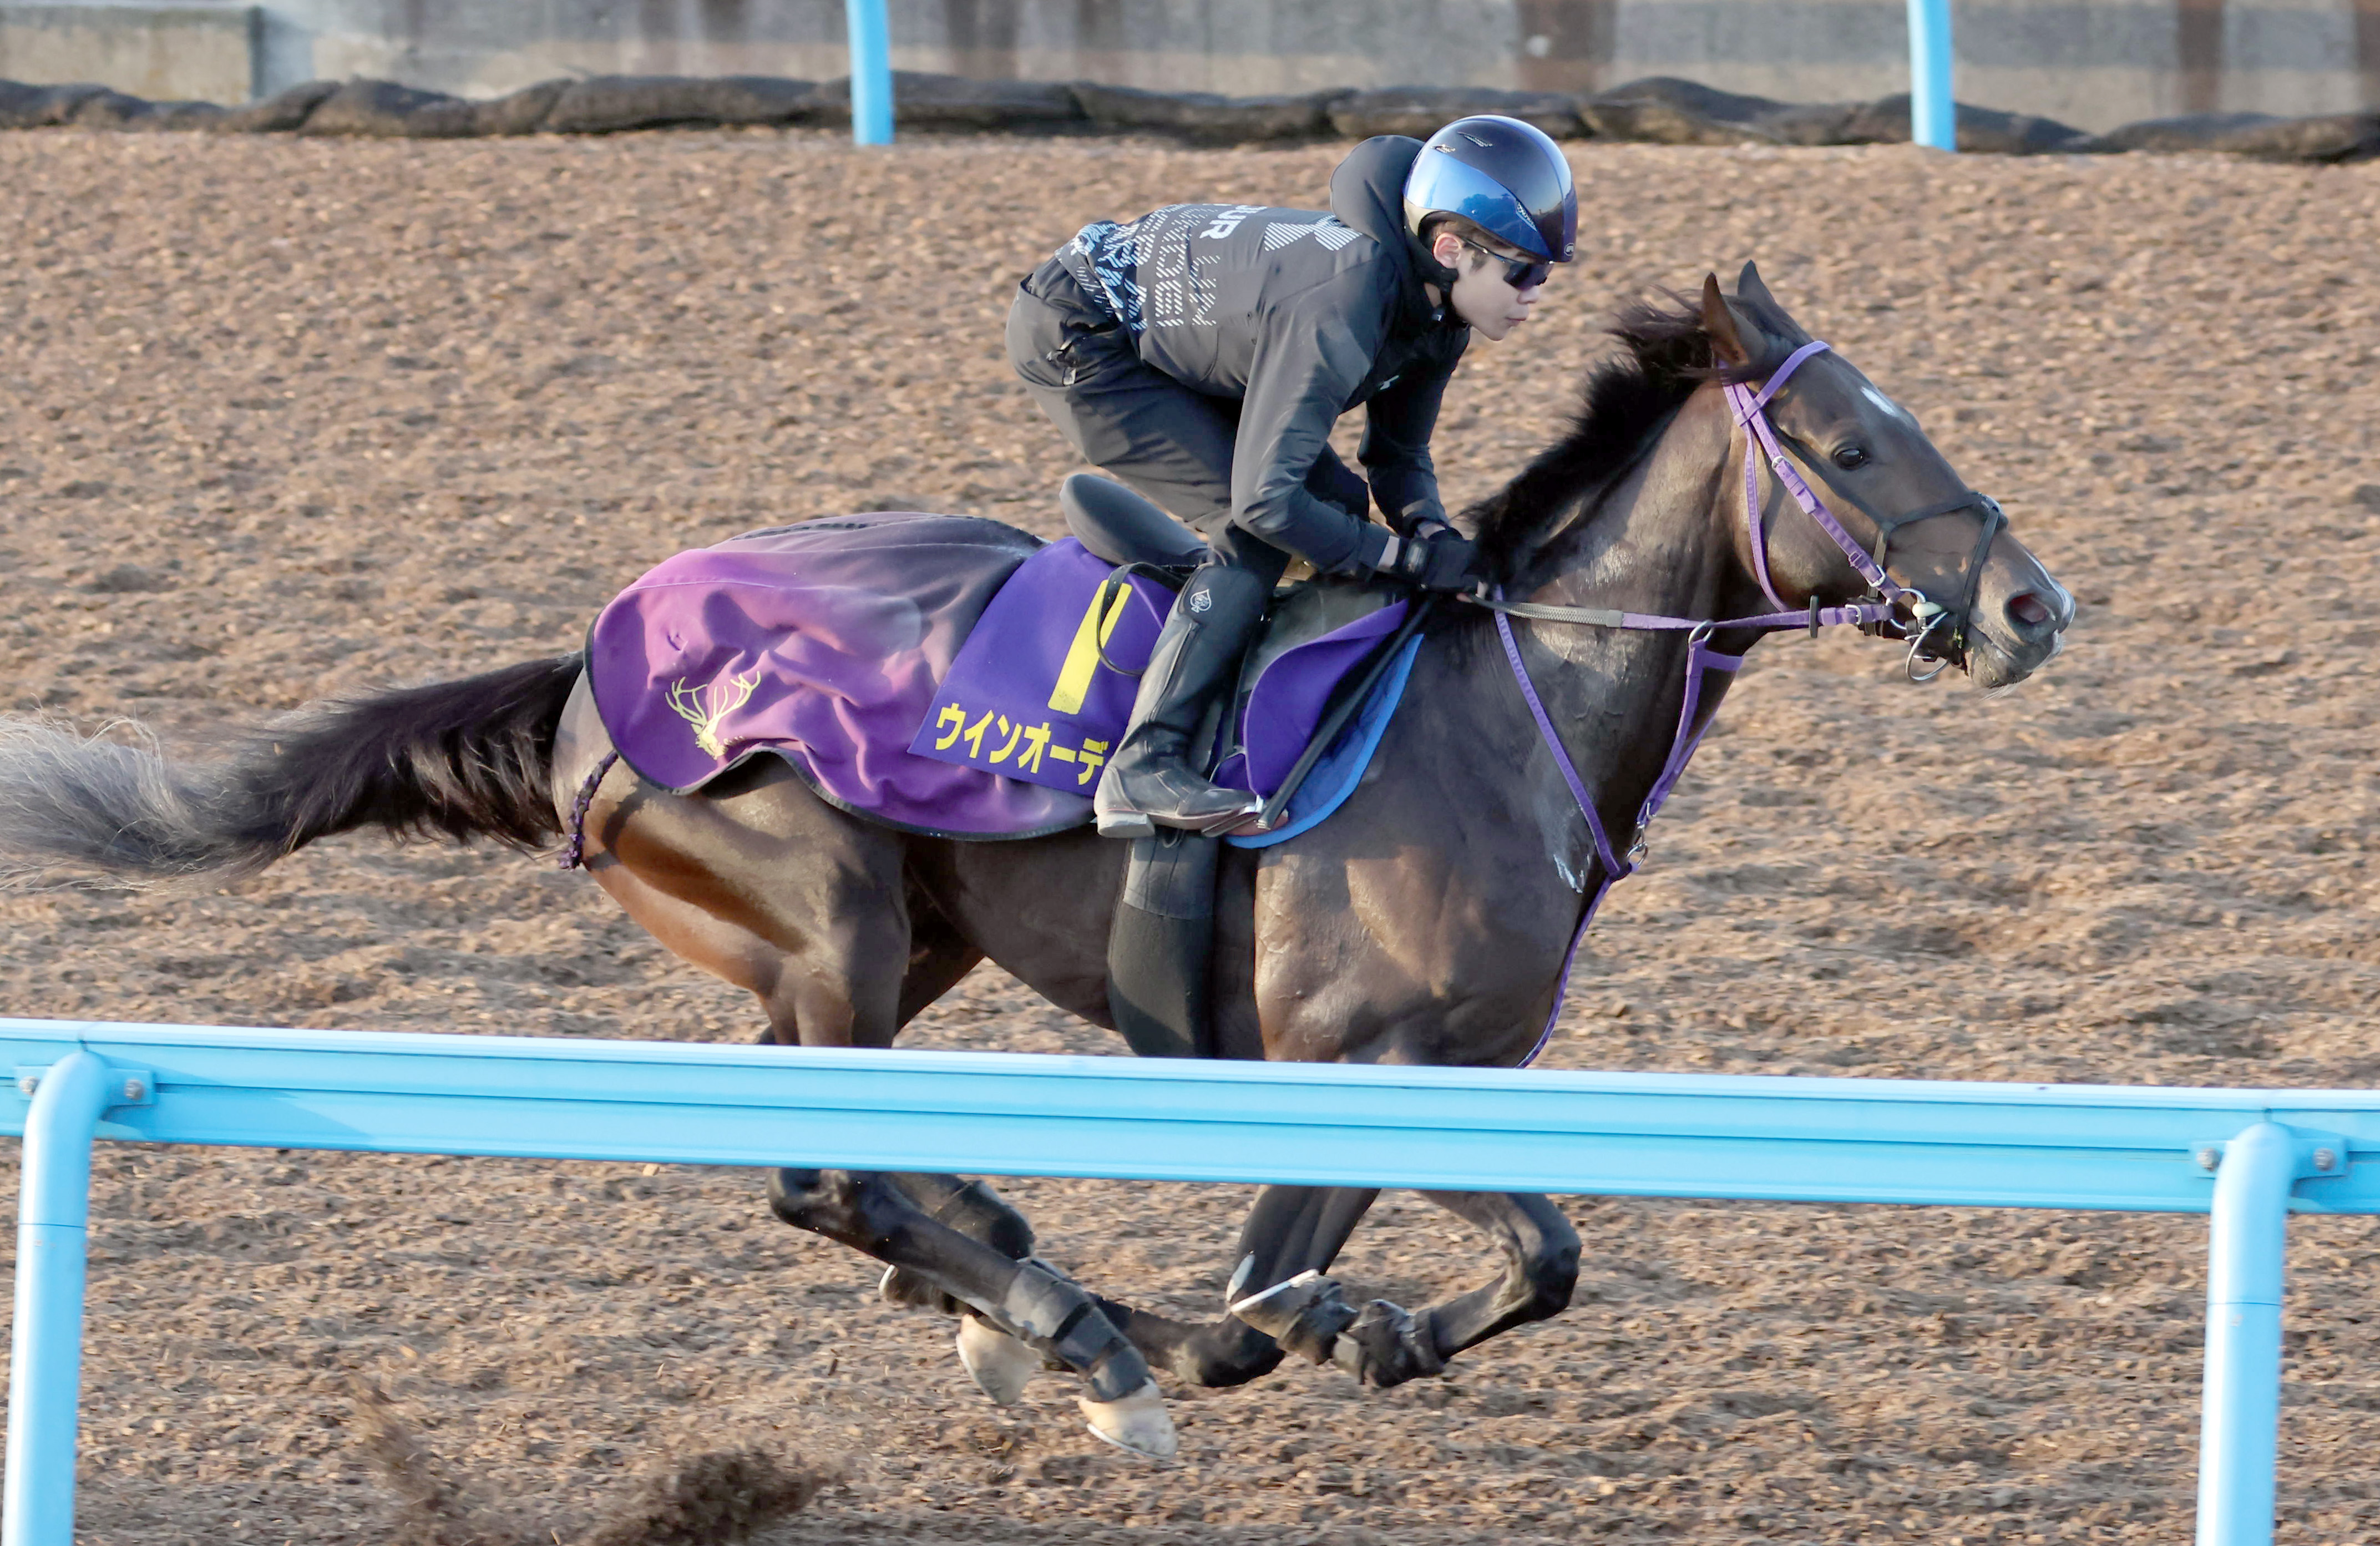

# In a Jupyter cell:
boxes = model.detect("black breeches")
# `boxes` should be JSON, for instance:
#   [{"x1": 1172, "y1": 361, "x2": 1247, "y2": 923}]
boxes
[{"x1": 1007, "y1": 277, "x2": 1368, "y2": 591}]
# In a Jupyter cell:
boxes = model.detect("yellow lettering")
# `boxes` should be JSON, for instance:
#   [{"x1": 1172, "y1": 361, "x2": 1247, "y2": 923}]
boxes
[
  {"x1": 932, "y1": 703, "x2": 965, "y2": 750},
  {"x1": 1016, "y1": 723, "x2": 1052, "y2": 774}
]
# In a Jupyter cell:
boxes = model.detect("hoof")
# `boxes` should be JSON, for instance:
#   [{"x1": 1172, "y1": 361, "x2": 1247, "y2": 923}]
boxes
[
  {"x1": 1330, "y1": 1298, "x2": 1446, "y2": 1388},
  {"x1": 1229, "y1": 1269, "x2": 1358, "y2": 1363},
  {"x1": 955, "y1": 1314, "x2": 1039, "y2": 1406},
  {"x1": 1078, "y1": 1379, "x2": 1177, "y2": 1461}
]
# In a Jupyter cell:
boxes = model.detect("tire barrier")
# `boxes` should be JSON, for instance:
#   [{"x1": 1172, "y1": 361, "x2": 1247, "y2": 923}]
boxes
[
  {"x1": 0, "y1": 70, "x2": 2373, "y2": 163},
  {"x1": 2, "y1": 1014, "x2": 2375, "y2": 1546}
]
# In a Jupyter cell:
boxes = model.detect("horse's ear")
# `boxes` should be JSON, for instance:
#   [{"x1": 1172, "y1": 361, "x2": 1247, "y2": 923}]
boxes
[
  {"x1": 1735, "y1": 260, "x2": 1779, "y2": 311},
  {"x1": 1700, "y1": 272, "x2": 1753, "y2": 367}
]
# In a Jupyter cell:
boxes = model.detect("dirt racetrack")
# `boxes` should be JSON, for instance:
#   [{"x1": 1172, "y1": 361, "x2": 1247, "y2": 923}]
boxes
[{"x1": 1, "y1": 125, "x2": 2377, "y2": 1545}]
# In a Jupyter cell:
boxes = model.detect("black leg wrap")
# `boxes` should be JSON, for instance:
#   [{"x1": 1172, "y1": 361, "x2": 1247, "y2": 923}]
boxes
[
  {"x1": 876, "y1": 1175, "x2": 1035, "y2": 1313},
  {"x1": 889, "y1": 1174, "x2": 1037, "y2": 1261},
  {"x1": 764, "y1": 1169, "x2": 1146, "y2": 1398},
  {"x1": 1330, "y1": 1300, "x2": 1448, "y2": 1388},
  {"x1": 1004, "y1": 1261, "x2": 1153, "y2": 1404},
  {"x1": 1281, "y1": 1282, "x2": 1358, "y2": 1364}
]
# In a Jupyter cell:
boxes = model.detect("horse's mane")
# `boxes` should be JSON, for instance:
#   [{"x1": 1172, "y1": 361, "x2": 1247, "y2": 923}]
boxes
[{"x1": 1465, "y1": 290, "x2": 1799, "y2": 578}]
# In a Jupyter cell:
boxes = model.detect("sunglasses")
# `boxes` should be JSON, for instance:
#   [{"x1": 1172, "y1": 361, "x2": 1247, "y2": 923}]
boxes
[{"x1": 1461, "y1": 239, "x2": 1552, "y2": 291}]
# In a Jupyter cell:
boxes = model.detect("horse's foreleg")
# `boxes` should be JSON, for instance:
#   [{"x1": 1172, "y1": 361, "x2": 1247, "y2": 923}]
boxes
[
  {"x1": 1389, "y1": 1189, "x2": 1580, "y2": 1373},
  {"x1": 1230, "y1": 1190, "x2": 1579, "y2": 1390},
  {"x1": 1084, "y1": 1183, "x2": 1380, "y2": 1388}
]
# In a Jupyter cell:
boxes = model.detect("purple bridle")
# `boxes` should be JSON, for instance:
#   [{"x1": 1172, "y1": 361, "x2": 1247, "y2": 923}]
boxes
[
  {"x1": 1728, "y1": 340, "x2": 2007, "y2": 681},
  {"x1": 1480, "y1": 337, "x2": 2005, "y2": 1064}
]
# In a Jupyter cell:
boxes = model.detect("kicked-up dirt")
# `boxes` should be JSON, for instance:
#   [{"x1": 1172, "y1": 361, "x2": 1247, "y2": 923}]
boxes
[{"x1": 0, "y1": 126, "x2": 2376, "y2": 1545}]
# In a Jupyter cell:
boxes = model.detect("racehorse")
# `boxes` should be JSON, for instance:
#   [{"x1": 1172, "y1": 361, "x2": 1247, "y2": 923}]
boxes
[{"x1": 0, "y1": 267, "x2": 2069, "y2": 1459}]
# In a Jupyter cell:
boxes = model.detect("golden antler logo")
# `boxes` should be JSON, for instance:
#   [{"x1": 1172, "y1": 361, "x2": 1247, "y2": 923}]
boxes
[{"x1": 666, "y1": 670, "x2": 761, "y2": 758}]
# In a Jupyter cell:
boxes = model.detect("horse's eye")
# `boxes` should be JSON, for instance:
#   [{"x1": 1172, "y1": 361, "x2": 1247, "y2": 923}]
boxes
[{"x1": 1832, "y1": 445, "x2": 1870, "y2": 470}]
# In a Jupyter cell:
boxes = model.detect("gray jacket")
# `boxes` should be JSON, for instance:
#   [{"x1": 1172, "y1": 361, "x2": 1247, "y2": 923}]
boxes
[{"x1": 1034, "y1": 137, "x2": 1468, "y2": 574}]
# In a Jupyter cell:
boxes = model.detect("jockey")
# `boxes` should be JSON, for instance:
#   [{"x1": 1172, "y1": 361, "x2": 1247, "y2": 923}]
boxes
[{"x1": 1006, "y1": 116, "x2": 1577, "y2": 838}]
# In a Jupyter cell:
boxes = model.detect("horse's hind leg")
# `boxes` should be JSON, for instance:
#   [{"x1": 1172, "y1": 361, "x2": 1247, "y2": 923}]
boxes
[
  {"x1": 875, "y1": 1173, "x2": 1036, "y2": 1311},
  {"x1": 1342, "y1": 1190, "x2": 1578, "y2": 1384},
  {"x1": 579, "y1": 764, "x2": 1154, "y2": 1433},
  {"x1": 767, "y1": 1168, "x2": 1175, "y2": 1457},
  {"x1": 875, "y1": 895, "x2": 1047, "y2": 1321}
]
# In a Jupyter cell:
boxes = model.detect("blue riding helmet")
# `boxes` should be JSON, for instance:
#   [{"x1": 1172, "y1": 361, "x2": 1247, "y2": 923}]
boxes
[{"x1": 1402, "y1": 115, "x2": 1577, "y2": 265}]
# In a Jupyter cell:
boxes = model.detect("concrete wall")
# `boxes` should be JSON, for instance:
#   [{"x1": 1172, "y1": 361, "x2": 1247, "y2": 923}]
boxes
[
  {"x1": 0, "y1": 3, "x2": 257, "y2": 102},
  {"x1": 1, "y1": 0, "x2": 2374, "y2": 129}
]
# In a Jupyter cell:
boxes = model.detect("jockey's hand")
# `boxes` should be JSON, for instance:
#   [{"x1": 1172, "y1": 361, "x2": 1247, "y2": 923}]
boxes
[{"x1": 1391, "y1": 524, "x2": 1480, "y2": 593}]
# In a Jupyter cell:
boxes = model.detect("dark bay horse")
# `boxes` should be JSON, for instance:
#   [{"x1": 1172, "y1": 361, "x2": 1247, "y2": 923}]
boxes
[{"x1": 0, "y1": 267, "x2": 2070, "y2": 1459}]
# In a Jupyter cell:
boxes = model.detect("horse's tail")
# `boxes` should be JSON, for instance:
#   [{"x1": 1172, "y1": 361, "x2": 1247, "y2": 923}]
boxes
[{"x1": 0, "y1": 653, "x2": 584, "y2": 887}]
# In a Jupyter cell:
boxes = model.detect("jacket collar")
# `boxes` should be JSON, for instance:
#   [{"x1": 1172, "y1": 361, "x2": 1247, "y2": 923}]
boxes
[{"x1": 1329, "y1": 135, "x2": 1462, "y2": 335}]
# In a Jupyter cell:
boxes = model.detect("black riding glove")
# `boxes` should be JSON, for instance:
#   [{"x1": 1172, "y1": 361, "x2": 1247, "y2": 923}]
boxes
[
  {"x1": 1383, "y1": 523, "x2": 1480, "y2": 593},
  {"x1": 1387, "y1": 494, "x2": 1450, "y2": 537}
]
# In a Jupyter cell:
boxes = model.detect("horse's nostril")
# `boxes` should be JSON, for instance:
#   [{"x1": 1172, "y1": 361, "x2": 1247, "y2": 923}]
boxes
[{"x1": 2006, "y1": 592, "x2": 2053, "y2": 629}]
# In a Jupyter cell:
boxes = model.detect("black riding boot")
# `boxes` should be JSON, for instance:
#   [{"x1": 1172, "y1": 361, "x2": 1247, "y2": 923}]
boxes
[{"x1": 1093, "y1": 563, "x2": 1269, "y2": 838}]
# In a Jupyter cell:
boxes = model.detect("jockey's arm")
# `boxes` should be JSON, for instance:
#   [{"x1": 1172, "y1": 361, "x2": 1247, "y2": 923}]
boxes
[
  {"x1": 1227, "y1": 274, "x2": 1401, "y2": 578},
  {"x1": 1358, "y1": 337, "x2": 1465, "y2": 535}
]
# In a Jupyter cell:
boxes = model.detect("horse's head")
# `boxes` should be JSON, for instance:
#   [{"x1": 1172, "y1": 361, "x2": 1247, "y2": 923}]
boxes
[{"x1": 1699, "y1": 262, "x2": 2071, "y2": 691}]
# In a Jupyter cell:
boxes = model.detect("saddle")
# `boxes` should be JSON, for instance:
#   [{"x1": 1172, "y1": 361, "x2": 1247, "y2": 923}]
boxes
[
  {"x1": 583, "y1": 483, "x2": 1427, "y2": 1057},
  {"x1": 905, "y1": 477, "x2": 1419, "y2": 823}
]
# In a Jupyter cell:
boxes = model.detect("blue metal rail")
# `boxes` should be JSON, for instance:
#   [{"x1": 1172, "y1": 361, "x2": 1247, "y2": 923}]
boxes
[
  {"x1": 839, "y1": 1, "x2": 1945, "y2": 154},
  {"x1": 3, "y1": 1017, "x2": 2373, "y2": 1546}
]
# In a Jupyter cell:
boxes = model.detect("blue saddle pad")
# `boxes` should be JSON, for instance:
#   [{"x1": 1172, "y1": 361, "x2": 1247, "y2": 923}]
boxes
[{"x1": 1224, "y1": 632, "x2": 1422, "y2": 850}]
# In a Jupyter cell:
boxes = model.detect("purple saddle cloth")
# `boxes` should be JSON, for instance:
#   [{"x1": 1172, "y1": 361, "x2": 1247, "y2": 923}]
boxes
[{"x1": 586, "y1": 512, "x2": 1411, "y2": 840}]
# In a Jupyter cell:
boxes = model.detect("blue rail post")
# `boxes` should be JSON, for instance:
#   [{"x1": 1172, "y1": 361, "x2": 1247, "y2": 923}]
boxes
[
  {"x1": 2196, "y1": 1122, "x2": 2295, "y2": 1546},
  {"x1": 846, "y1": 0, "x2": 893, "y2": 145},
  {"x1": 3, "y1": 1052, "x2": 120, "y2": 1546},
  {"x1": 1906, "y1": 0, "x2": 1956, "y2": 150}
]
